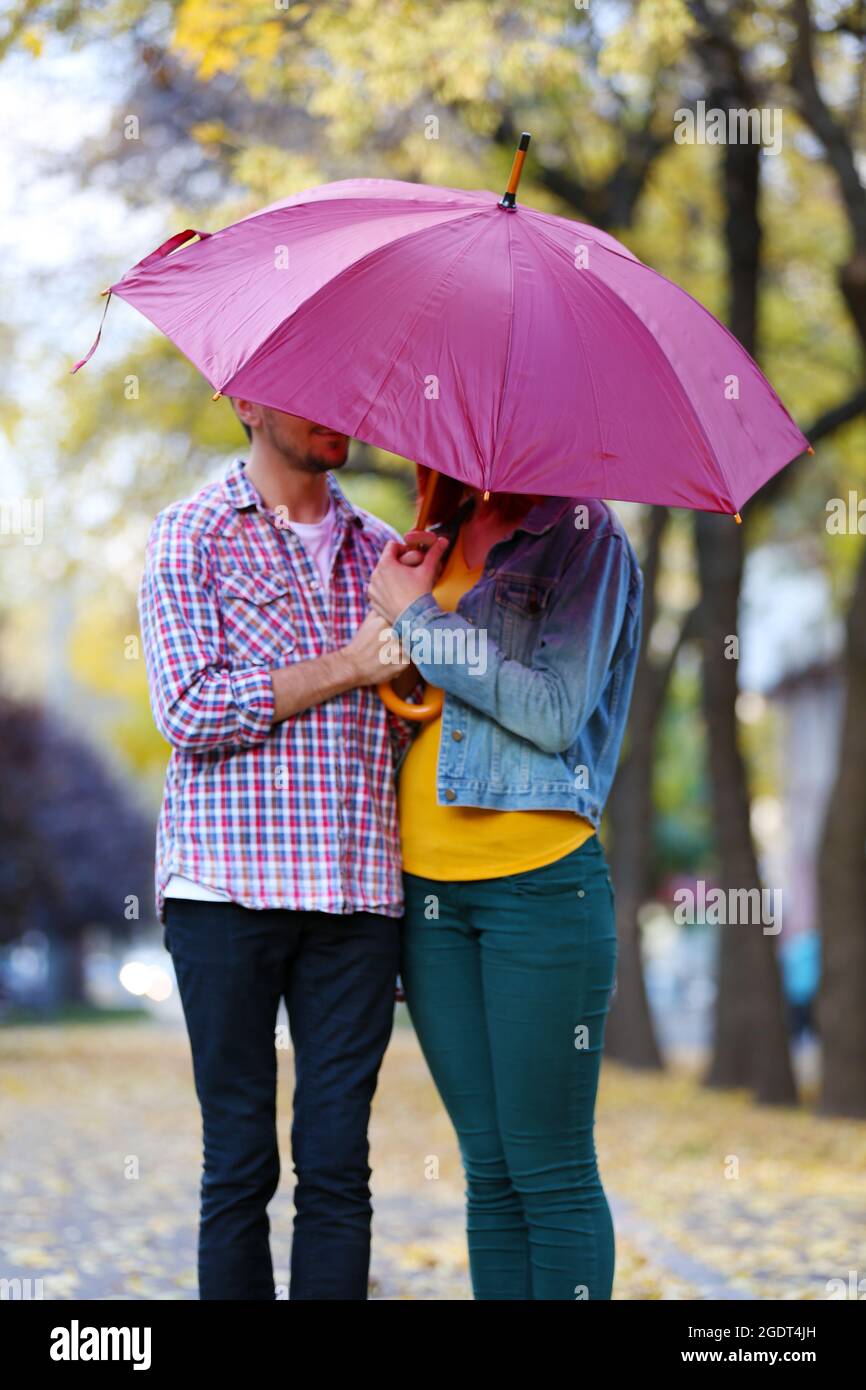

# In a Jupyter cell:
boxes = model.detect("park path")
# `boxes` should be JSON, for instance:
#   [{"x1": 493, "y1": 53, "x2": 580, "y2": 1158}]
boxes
[{"x1": 1, "y1": 1019, "x2": 864, "y2": 1300}]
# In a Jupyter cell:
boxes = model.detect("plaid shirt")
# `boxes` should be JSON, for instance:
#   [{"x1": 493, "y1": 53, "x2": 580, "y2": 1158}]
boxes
[{"x1": 139, "y1": 458, "x2": 410, "y2": 922}]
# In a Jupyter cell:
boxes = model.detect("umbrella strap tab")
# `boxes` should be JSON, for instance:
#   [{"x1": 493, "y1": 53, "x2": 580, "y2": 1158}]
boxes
[
  {"x1": 70, "y1": 228, "x2": 210, "y2": 374},
  {"x1": 135, "y1": 228, "x2": 211, "y2": 272},
  {"x1": 70, "y1": 292, "x2": 112, "y2": 375}
]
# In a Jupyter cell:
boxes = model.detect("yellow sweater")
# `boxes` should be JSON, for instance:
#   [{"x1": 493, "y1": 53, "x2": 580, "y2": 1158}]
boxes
[{"x1": 398, "y1": 530, "x2": 595, "y2": 879}]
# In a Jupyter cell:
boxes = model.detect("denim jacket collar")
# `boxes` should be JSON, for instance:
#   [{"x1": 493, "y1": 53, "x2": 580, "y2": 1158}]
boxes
[{"x1": 517, "y1": 495, "x2": 573, "y2": 536}]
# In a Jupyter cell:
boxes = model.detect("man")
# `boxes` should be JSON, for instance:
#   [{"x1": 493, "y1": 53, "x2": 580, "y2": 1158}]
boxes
[{"x1": 138, "y1": 400, "x2": 436, "y2": 1300}]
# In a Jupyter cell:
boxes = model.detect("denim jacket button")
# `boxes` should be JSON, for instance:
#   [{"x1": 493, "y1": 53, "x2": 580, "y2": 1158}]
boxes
[
  {"x1": 444, "y1": 788, "x2": 457, "y2": 801},
  {"x1": 451, "y1": 730, "x2": 463, "y2": 742}
]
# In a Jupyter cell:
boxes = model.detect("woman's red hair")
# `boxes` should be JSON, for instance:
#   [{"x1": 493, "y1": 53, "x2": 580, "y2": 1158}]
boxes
[{"x1": 414, "y1": 464, "x2": 536, "y2": 528}]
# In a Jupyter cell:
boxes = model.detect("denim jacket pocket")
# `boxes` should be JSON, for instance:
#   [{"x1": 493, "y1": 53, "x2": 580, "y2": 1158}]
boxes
[
  {"x1": 494, "y1": 575, "x2": 554, "y2": 661},
  {"x1": 494, "y1": 574, "x2": 554, "y2": 616}
]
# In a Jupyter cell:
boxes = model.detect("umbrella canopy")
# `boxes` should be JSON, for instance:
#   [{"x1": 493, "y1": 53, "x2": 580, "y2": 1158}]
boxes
[{"x1": 77, "y1": 175, "x2": 808, "y2": 515}]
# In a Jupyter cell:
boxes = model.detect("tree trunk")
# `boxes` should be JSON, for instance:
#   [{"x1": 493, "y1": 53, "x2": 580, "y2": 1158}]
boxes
[
  {"x1": 815, "y1": 259, "x2": 866, "y2": 1116},
  {"x1": 605, "y1": 509, "x2": 668, "y2": 1069},
  {"x1": 791, "y1": 0, "x2": 866, "y2": 1117},
  {"x1": 816, "y1": 543, "x2": 866, "y2": 1115},
  {"x1": 699, "y1": 85, "x2": 796, "y2": 1104},
  {"x1": 696, "y1": 515, "x2": 795, "y2": 1103}
]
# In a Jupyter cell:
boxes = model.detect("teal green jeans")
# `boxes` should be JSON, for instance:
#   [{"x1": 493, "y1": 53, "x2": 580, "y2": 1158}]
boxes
[{"x1": 401, "y1": 835, "x2": 618, "y2": 1301}]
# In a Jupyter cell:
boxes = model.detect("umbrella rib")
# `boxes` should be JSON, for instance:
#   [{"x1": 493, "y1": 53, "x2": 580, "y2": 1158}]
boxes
[
  {"x1": 220, "y1": 208, "x2": 492, "y2": 407},
  {"x1": 587, "y1": 249, "x2": 741, "y2": 508},
  {"x1": 351, "y1": 211, "x2": 498, "y2": 472},
  {"x1": 534, "y1": 221, "x2": 807, "y2": 508},
  {"x1": 488, "y1": 213, "x2": 517, "y2": 495},
  {"x1": 523, "y1": 222, "x2": 610, "y2": 493},
  {"x1": 526, "y1": 206, "x2": 642, "y2": 265},
  {"x1": 233, "y1": 190, "x2": 495, "y2": 233},
  {"x1": 531, "y1": 220, "x2": 733, "y2": 509}
]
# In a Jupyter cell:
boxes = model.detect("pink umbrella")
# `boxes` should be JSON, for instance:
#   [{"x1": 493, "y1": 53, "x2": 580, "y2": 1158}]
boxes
[
  {"x1": 74, "y1": 139, "x2": 808, "y2": 518},
  {"x1": 74, "y1": 135, "x2": 810, "y2": 721}
]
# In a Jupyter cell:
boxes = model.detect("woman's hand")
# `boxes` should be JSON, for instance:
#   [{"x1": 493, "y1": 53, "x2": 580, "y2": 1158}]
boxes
[
  {"x1": 396, "y1": 529, "x2": 441, "y2": 567},
  {"x1": 368, "y1": 535, "x2": 448, "y2": 625}
]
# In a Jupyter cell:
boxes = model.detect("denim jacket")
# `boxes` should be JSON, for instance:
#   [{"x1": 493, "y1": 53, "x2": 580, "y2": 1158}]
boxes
[{"x1": 393, "y1": 495, "x2": 643, "y2": 828}]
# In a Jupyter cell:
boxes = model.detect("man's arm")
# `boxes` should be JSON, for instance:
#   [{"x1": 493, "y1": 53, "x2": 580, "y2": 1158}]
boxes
[
  {"x1": 269, "y1": 611, "x2": 404, "y2": 722},
  {"x1": 139, "y1": 515, "x2": 402, "y2": 752}
]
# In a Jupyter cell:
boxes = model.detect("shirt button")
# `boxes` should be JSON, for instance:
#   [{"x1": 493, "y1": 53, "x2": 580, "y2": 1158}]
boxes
[
  {"x1": 451, "y1": 730, "x2": 463, "y2": 742},
  {"x1": 444, "y1": 788, "x2": 457, "y2": 802}
]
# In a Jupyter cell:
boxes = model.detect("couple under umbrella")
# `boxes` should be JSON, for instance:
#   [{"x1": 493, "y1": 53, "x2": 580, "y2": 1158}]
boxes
[{"x1": 74, "y1": 139, "x2": 807, "y2": 1300}]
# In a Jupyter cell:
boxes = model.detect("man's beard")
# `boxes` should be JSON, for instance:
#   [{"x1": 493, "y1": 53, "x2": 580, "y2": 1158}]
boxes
[
  {"x1": 265, "y1": 420, "x2": 346, "y2": 473},
  {"x1": 302, "y1": 451, "x2": 347, "y2": 474}
]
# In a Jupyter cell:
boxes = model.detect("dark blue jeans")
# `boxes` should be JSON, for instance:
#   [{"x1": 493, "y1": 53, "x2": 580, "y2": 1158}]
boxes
[{"x1": 164, "y1": 899, "x2": 399, "y2": 1300}]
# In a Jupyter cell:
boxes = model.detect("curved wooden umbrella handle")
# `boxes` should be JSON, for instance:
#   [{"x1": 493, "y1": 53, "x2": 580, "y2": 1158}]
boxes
[{"x1": 377, "y1": 680, "x2": 444, "y2": 722}]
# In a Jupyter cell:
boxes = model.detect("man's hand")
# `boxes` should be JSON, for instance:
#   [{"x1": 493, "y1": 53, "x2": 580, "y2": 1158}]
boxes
[
  {"x1": 343, "y1": 609, "x2": 410, "y2": 686},
  {"x1": 368, "y1": 536, "x2": 448, "y2": 625},
  {"x1": 269, "y1": 612, "x2": 407, "y2": 723}
]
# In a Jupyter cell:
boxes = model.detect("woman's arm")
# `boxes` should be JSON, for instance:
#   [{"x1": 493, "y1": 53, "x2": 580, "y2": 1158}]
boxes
[{"x1": 379, "y1": 531, "x2": 640, "y2": 755}]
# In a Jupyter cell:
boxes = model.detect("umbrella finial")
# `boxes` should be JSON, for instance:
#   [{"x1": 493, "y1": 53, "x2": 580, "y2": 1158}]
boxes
[
  {"x1": 499, "y1": 132, "x2": 531, "y2": 211},
  {"x1": 734, "y1": 512, "x2": 742, "y2": 524}
]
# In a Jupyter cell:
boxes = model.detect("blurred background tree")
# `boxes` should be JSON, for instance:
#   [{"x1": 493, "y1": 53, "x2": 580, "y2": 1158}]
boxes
[{"x1": 0, "y1": 692, "x2": 153, "y2": 1005}]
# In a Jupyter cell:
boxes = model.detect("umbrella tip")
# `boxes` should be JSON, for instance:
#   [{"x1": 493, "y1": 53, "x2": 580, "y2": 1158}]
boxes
[
  {"x1": 100, "y1": 287, "x2": 111, "y2": 297},
  {"x1": 212, "y1": 391, "x2": 222, "y2": 401},
  {"x1": 734, "y1": 512, "x2": 742, "y2": 524},
  {"x1": 499, "y1": 132, "x2": 532, "y2": 210},
  {"x1": 806, "y1": 445, "x2": 815, "y2": 455}
]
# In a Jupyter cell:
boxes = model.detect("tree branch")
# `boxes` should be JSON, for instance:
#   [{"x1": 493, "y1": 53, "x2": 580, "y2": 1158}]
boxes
[{"x1": 792, "y1": 0, "x2": 866, "y2": 250}]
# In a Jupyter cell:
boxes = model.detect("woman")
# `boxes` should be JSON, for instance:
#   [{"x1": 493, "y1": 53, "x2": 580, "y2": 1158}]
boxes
[{"x1": 368, "y1": 466, "x2": 643, "y2": 1301}]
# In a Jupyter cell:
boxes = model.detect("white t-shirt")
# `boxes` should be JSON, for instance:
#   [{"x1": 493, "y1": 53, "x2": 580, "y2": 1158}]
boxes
[
  {"x1": 163, "y1": 875, "x2": 232, "y2": 903},
  {"x1": 287, "y1": 497, "x2": 337, "y2": 598},
  {"x1": 164, "y1": 497, "x2": 338, "y2": 906}
]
